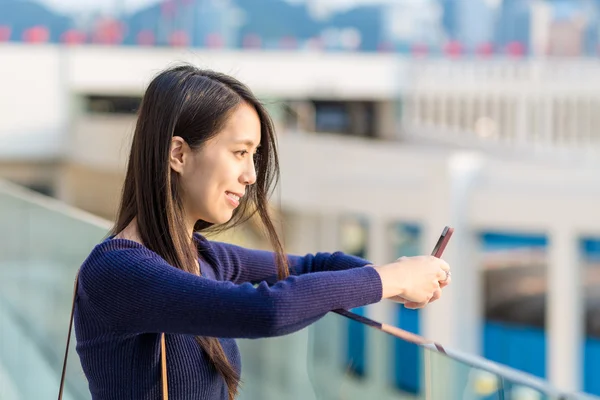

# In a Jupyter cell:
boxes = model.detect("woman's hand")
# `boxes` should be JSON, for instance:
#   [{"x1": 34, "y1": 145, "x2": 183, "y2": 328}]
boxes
[
  {"x1": 388, "y1": 290, "x2": 441, "y2": 309},
  {"x1": 388, "y1": 271, "x2": 451, "y2": 308},
  {"x1": 372, "y1": 256, "x2": 451, "y2": 309}
]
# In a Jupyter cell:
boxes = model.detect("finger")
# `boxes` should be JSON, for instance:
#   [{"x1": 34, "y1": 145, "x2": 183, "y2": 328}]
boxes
[
  {"x1": 436, "y1": 268, "x2": 448, "y2": 281},
  {"x1": 437, "y1": 267, "x2": 452, "y2": 283},
  {"x1": 439, "y1": 276, "x2": 451, "y2": 288},
  {"x1": 404, "y1": 301, "x2": 418, "y2": 309},
  {"x1": 429, "y1": 289, "x2": 442, "y2": 302},
  {"x1": 437, "y1": 258, "x2": 450, "y2": 272},
  {"x1": 404, "y1": 301, "x2": 427, "y2": 309},
  {"x1": 389, "y1": 296, "x2": 406, "y2": 304}
]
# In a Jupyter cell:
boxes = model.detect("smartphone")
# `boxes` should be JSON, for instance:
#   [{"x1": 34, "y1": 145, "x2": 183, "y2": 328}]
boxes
[{"x1": 431, "y1": 226, "x2": 454, "y2": 258}]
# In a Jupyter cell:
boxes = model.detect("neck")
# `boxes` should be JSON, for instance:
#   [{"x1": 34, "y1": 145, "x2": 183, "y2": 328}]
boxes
[
  {"x1": 115, "y1": 217, "x2": 142, "y2": 243},
  {"x1": 186, "y1": 218, "x2": 196, "y2": 240}
]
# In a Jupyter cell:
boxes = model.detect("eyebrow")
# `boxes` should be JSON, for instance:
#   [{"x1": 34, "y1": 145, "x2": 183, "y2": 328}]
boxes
[{"x1": 234, "y1": 139, "x2": 261, "y2": 148}]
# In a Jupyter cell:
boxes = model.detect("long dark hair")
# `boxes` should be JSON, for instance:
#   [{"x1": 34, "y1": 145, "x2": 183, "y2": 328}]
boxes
[{"x1": 111, "y1": 64, "x2": 290, "y2": 399}]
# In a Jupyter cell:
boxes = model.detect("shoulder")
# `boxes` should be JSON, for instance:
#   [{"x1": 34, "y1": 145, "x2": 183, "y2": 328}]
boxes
[
  {"x1": 86, "y1": 237, "x2": 161, "y2": 264},
  {"x1": 78, "y1": 237, "x2": 169, "y2": 286}
]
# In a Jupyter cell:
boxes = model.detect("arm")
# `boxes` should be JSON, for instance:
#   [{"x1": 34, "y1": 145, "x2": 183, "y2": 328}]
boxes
[
  {"x1": 78, "y1": 250, "x2": 382, "y2": 339},
  {"x1": 206, "y1": 240, "x2": 371, "y2": 285}
]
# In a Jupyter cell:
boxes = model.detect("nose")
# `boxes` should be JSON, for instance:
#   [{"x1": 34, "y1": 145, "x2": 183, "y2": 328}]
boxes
[{"x1": 240, "y1": 157, "x2": 257, "y2": 186}]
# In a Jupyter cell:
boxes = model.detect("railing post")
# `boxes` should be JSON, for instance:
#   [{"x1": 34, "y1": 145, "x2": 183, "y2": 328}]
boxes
[
  {"x1": 547, "y1": 225, "x2": 583, "y2": 392},
  {"x1": 421, "y1": 152, "x2": 483, "y2": 354},
  {"x1": 420, "y1": 153, "x2": 483, "y2": 398},
  {"x1": 365, "y1": 216, "x2": 394, "y2": 392}
]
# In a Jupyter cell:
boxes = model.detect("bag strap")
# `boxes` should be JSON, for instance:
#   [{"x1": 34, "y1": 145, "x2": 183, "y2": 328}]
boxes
[
  {"x1": 161, "y1": 332, "x2": 168, "y2": 399},
  {"x1": 58, "y1": 271, "x2": 169, "y2": 399},
  {"x1": 57, "y1": 273, "x2": 78, "y2": 400}
]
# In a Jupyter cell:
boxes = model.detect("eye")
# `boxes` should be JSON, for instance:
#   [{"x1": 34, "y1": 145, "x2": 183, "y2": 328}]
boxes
[{"x1": 235, "y1": 150, "x2": 249, "y2": 158}]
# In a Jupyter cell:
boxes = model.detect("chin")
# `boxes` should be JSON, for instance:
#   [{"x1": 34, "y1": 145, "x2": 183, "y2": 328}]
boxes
[{"x1": 211, "y1": 212, "x2": 234, "y2": 225}]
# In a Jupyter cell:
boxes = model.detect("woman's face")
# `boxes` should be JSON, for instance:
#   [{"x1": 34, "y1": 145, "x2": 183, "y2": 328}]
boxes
[{"x1": 170, "y1": 102, "x2": 261, "y2": 227}]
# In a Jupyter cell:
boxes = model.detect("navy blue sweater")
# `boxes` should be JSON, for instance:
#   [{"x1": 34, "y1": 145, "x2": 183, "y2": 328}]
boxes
[{"x1": 74, "y1": 234, "x2": 383, "y2": 399}]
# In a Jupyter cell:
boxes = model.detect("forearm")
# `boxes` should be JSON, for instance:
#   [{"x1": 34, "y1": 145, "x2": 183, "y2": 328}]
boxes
[
  {"x1": 208, "y1": 240, "x2": 372, "y2": 284},
  {"x1": 79, "y1": 256, "x2": 383, "y2": 338}
]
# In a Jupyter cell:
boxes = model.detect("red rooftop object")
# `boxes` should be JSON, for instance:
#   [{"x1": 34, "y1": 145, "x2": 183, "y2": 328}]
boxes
[
  {"x1": 169, "y1": 30, "x2": 189, "y2": 47},
  {"x1": 205, "y1": 33, "x2": 224, "y2": 49},
  {"x1": 136, "y1": 30, "x2": 155, "y2": 46},
  {"x1": 61, "y1": 29, "x2": 86, "y2": 45},
  {"x1": 0, "y1": 26, "x2": 11, "y2": 42},
  {"x1": 505, "y1": 41, "x2": 525, "y2": 57},
  {"x1": 444, "y1": 40, "x2": 463, "y2": 58},
  {"x1": 23, "y1": 26, "x2": 50, "y2": 43},
  {"x1": 476, "y1": 42, "x2": 494, "y2": 57},
  {"x1": 242, "y1": 33, "x2": 262, "y2": 49},
  {"x1": 92, "y1": 18, "x2": 124, "y2": 45}
]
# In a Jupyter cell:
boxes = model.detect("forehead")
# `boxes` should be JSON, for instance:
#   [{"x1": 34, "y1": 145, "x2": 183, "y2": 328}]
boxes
[{"x1": 217, "y1": 102, "x2": 261, "y2": 145}]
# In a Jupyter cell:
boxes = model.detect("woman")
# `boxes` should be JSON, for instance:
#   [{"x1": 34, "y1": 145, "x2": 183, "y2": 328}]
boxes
[{"x1": 74, "y1": 65, "x2": 451, "y2": 400}]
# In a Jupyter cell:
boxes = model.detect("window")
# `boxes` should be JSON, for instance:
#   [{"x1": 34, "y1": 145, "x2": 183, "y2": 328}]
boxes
[{"x1": 85, "y1": 95, "x2": 142, "y2": 114}]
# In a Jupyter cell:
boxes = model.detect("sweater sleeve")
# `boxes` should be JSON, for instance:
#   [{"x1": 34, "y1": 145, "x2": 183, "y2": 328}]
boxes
[
  {"x1": 207, "y1": 240, "x2": 372, "y2": 285},
  {"x1": 78, "y1": 248, "x2": 382, "y2": 339}
]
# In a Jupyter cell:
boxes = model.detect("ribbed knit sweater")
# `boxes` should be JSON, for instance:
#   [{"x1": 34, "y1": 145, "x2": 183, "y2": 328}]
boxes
[{"x1": 74, "y1": 234, "x2": 383, "y2": 399}]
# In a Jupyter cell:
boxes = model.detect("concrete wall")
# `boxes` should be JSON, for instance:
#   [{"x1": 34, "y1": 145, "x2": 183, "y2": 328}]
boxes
[
  {"x1": 0, "y1": 43, "x2": 403, "y2": 160},
  {"x1": 0, "y1": 45, "x2": 67, "y2": 159}
]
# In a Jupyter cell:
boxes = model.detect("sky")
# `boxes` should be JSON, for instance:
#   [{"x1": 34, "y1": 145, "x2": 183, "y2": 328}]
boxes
[{"x1": 34, "y1": 0, "x2": 397, "y2": 16}]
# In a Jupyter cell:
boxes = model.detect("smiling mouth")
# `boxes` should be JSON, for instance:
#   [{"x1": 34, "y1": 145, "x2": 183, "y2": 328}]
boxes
[
  {"x1": 226, "y1": 191, "x2": 242, "y2": 202},
  {"x1": 225, "y1": 191, "x2": 243, "y2": 207}
]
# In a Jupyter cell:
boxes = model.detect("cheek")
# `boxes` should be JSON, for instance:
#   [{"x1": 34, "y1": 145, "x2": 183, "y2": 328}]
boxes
[
  {"x1": 186, "y1": 152, "x2": 238, "y2": 207},
  {"x1": 210, "y1": 156, "x2": 238, "y2": 190},
  {"x1": 188, "y1": 164, "x2": 223, "y2": 203},
  {"x1": 191, "y1": 170, "x2": 214, "y2": 200}
]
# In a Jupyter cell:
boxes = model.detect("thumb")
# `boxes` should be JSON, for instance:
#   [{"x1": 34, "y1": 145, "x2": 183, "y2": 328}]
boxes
[
  {"x1": 404, "y1": 301, "x2": 427, "y2": 309},
  {"x1": 388, "y1": 295, "x2": 407, "y2": 304}
]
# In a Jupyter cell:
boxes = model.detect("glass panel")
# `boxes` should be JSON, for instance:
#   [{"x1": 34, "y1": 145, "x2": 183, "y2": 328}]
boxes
[
  {"x1": 339, "y1": 215, "x2": 370, "y2": 377},
  {"x1": 0, "y1": 183, "x2": 108, "y2": 399},
  {"x1": 424, "y1": 347, "x2": 557, "y2": 400},
  {"x1": 390, "y1": 222, "x2": 422, "y2": 393},
  {"x1": 237, "y1": 307, "x2": 581, "y2": 400}
]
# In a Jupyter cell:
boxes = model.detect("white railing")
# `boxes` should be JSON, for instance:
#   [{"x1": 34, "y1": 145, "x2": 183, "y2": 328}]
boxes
[{"x1": 401, "y1": 58, "x2": 600, "y2": 152}]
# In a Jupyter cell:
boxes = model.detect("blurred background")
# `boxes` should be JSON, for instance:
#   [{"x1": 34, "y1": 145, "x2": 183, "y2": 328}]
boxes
[{"x1": 1, "y1": 0, "x2": 600, "y2": 399}]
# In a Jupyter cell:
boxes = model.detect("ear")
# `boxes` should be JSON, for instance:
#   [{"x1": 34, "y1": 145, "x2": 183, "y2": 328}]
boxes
[{"x1": 169, "y1": 136, "x2": 188, "y2": 175}]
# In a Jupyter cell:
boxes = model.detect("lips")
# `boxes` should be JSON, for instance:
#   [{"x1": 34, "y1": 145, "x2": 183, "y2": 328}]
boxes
[
  {"x1": 225, "y1": 191, "x2": 243, "y2": 207},
  {"x1": 225, "y1": 191, "x2": 243, "y2": 201}
]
